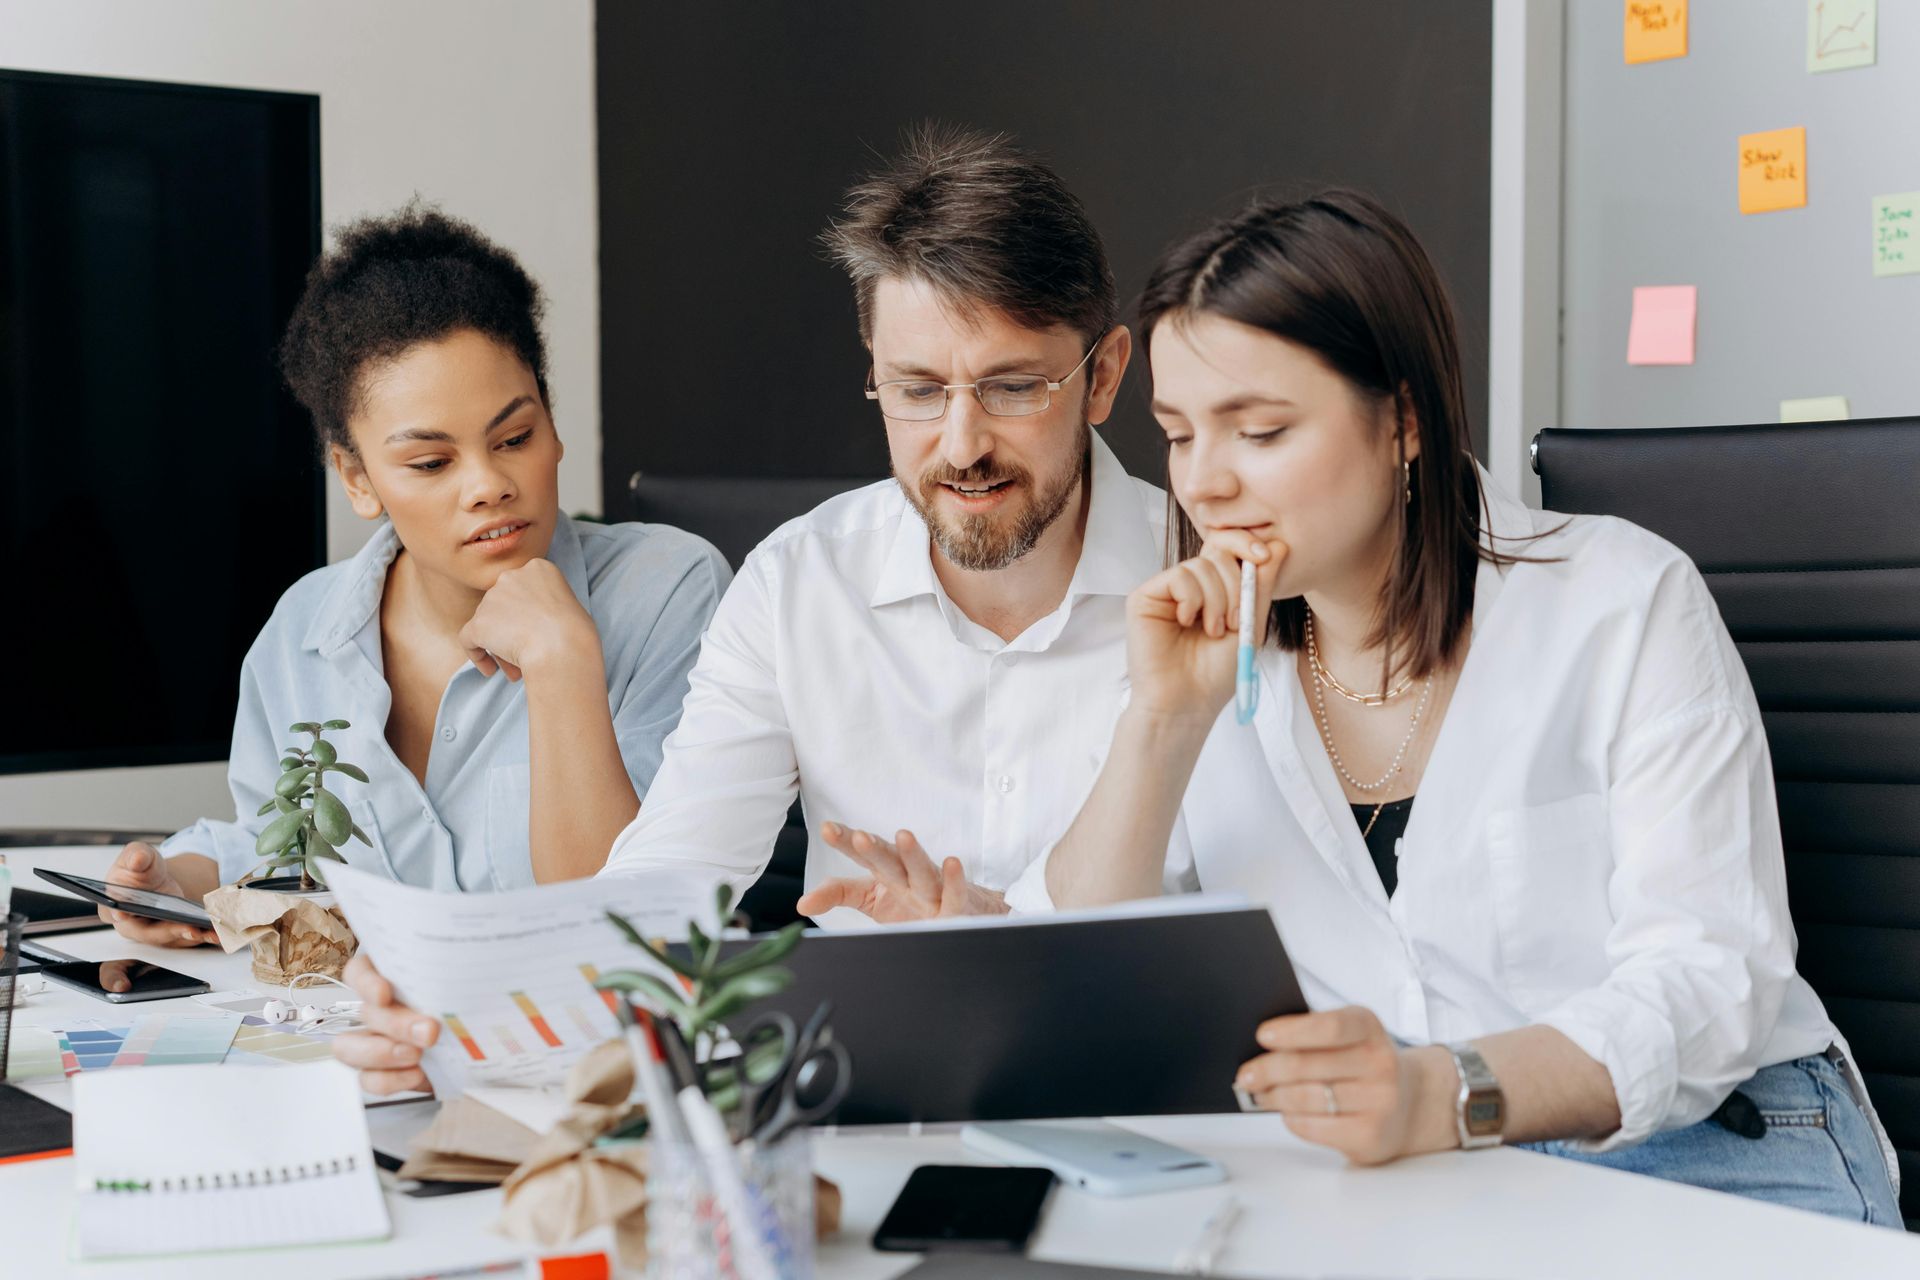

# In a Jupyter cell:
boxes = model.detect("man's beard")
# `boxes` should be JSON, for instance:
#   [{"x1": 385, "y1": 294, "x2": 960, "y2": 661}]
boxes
[{"x1": 897, "y1": 421, "x2": 1091, "y2": 572}]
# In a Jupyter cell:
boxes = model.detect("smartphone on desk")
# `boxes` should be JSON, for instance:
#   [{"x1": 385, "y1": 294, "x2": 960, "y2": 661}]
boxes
[
  {"x1": 39, "y1": 958, "x2": 210, "y2": 1003},
  {"x1": 873, "y1": 1164, "x2": 1056, "y2": 1253}
]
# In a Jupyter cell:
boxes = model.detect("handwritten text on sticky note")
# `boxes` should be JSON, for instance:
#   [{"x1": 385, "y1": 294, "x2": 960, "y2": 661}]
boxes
[
  {"x1": 1739, "y1": 127, "x2": 1807, "y2": 215},
  {"x1": 1627, "y1": 286, "x2": 1696, "y2": 366},
  {"x1": 1808, "y1": 0, "x2": 1875, "y2": 73},
  {"x1": 1873, "y1": 192, "x2": 1919, "y2": 277},
  {"x1": 1625, "y1": 1, "x2": 1688, "y2": 64}
]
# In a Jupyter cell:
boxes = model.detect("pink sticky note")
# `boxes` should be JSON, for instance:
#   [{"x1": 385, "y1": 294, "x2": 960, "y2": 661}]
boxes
[{"x1": 1626, "y1": 285, "x2": 1697, "y2": 365}]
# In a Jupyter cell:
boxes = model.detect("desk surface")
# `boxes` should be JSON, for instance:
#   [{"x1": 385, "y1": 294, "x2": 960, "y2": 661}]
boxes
[{"x1": 6, "y1": 845, "x2": 1915, "y2": 1279}]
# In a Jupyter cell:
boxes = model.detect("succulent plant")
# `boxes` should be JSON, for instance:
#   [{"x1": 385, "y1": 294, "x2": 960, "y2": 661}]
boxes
[{"x1": 250, "y1": 719, "x2": 372, "y2": 890}]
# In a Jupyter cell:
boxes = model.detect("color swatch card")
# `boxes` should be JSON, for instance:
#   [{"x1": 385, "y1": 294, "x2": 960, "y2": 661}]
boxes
[
  {"x1": 225, "y1": 1016, "x2": 340, "y2": 1066},
  {"x1": 63, "y1": 1013, "x2": 241, "y2": 1070},
  {"x1": 1873, "y1": 192, "x2": 1918, "y2": 277},
  {"x1": 1739, "y1": 127, "x2": 1807, "y2": 214},
  {"x1": 1627, "y1": 285, "x2": 1697, "y2": 365},
  {"x1": 1808, "y1": 0, "x2": 1875, "y2": 72},
  {"x1": 1625, "y1": 1, "x2": 1687, "y2": 64}
]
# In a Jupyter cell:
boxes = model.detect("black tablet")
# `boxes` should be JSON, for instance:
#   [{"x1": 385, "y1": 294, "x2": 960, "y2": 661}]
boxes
[
  {"x1": 721, "y1": 901, "x2": 1307, "y2": 1124},
  {"x1": 32, "y1": 868, "x2": 215, "y2": 929}
]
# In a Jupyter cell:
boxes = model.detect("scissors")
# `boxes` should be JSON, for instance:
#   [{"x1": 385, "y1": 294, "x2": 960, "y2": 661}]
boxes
[{"x1": 730, "y1": 1002, "x2": 851, "y2": 1147}]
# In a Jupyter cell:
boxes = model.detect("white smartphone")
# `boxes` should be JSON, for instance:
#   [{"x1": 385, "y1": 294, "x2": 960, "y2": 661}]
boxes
[{"x1": 959, "y1": 1120, "x2": 1226, "y2": 1197}]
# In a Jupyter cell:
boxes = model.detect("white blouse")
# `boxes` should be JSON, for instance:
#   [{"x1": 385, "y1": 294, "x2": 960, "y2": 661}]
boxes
[{"x1": 1008, "y1": 474, "x2": 1868, "y2": 1156}]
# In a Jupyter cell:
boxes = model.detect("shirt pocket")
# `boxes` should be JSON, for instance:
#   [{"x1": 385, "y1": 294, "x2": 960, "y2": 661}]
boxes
[
  {"x1": 484, "y1": 761, "x2": 534, "y2": 891},
  {"x1": 345, "y1": 799, "x2": 400, "y2": 881},
  {"x1": 1484, "y1": 793, "x2": 1615, "y2": 1014}
]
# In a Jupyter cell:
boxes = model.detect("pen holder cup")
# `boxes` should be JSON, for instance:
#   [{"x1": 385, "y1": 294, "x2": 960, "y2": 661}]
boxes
[
  {"x1": 646, "y1": 1127, "x2": 815, "y2": 1280},
  {"x1": 0, "y1": 913, "x2": 25, "y2": 1079}
]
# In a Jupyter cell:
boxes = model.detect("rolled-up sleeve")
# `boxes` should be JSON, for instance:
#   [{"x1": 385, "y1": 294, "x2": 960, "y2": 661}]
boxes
[{"x1": 1537, "y1": 561, "x2": 1797, "y2": 1151}]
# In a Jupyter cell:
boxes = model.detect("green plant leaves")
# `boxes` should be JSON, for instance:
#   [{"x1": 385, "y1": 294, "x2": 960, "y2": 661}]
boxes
[
  {"x1": 254, "y1": 808, "x2": 304, "y2": 856},
  {"x1": 322, "y1": 719, "x2": 351, "y2": 730},
  {"x1": 256, "y1": 799, "x2": 277, "y2": 817},
  {"x1": 312, "y1": 787, "x2": 352, "y2": 846},
  {"x1": 289, "y1": 721, "x2": 320, "y2": 734},
  {"x1": 274, "y1": 767, "x2": 315, "y2": 798},
  {"x1": 349, "y1": 822, "x2": 372, "y2": 847},
  {"x1": 709, "y1": 922, "x2": 804, "y2": 983},
  {"x1": 330, "y1": 763, "x2": 370, "y2": 784},
  {"x1": 592, "y1": 969, "x2": 692, "y2": 1022},
  {"x1": 312, "y1": 739, "x2": 337, "y2": 766},
  {"x1": 604, "y1": 911, "x2": 703, "y2": 980},
  {"x1": 689, "y1": 968, "x2": 793, "y2": 1033}
]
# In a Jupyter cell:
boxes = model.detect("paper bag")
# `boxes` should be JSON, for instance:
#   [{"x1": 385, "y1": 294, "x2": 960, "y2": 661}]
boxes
[{"x1": 201, "y1": 884, "x2": 357, "y2": 984}]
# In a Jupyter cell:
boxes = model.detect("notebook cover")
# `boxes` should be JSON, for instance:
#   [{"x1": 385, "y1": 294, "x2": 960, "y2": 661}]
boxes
[{"x1": 0, "y1": 1083, "x2": 74, "y2": 1164}]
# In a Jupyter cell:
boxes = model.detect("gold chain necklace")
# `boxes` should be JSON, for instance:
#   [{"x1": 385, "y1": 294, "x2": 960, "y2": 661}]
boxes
[
  {"x1": 1306, "y1": 613, "x2": 1415, "y2": 706},
  {"x1": 1307, "y1": 613, "x2": 1433, "y2": 794}
]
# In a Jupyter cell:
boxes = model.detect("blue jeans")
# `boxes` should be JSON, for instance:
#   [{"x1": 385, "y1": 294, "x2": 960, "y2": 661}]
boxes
[{"x1": 1523, "y1": 1054, "x2": 1902, "y2": 1227}]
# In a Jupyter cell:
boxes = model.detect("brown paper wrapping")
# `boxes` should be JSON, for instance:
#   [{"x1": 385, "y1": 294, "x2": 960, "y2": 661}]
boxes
[
  {"x1": 397, "y1": 1095, "x2": 543, "y2": 1183},
  {"x1": 201, "y1": 884, "x2": 358, "y2": 984},
  {"x1": 492, "y1": 1039, "x2": 842, "y2": 1266}
]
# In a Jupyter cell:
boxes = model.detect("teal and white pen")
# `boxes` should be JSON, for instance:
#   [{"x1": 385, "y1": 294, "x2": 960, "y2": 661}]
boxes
[{"x1": 1235, "y1": 560, "x2": 1259, "y2": 725}]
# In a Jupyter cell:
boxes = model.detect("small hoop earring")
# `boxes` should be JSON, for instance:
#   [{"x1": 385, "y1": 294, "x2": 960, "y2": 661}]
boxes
[{"x1": 1403, "y1": 460, "x2": 1412, "y2": 505}]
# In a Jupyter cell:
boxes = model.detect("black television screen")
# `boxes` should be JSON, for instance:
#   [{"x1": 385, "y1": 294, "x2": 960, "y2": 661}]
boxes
[{"x1": 0, "y1": 70, "x2": 322, "y2": 775}]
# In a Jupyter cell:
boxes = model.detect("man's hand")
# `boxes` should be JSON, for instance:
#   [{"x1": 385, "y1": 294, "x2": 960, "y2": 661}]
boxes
[
  {"x1": 1234, "y1": 1005, "x2": 1436, "y2": 1166},
  {"x1": 457, "y1": 557, "x2": 599, "y2": 681},
  {"x1": 99, "y1": 842, "x2": 220, "y2": 947},
  {"x1": 332, "y1": 952, "x2": 439, "y2": 1096},
  {"x1": 795, "y1": 824, "x2": 1010, "y2": 923}
]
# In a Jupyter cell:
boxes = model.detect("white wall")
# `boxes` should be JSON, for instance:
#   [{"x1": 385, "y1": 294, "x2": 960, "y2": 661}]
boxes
[{"x1": 0, "y1": 0, "x2": 599, "y2": 830}]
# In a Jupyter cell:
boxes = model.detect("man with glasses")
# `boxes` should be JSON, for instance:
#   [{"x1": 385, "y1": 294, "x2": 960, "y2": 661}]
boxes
[
  {"x1": 597, "y1": 123, "x2": 1170, "y2": 929},
  {"x1": 338, "y1": 123, "x2": 1167, "y2": 1095}
]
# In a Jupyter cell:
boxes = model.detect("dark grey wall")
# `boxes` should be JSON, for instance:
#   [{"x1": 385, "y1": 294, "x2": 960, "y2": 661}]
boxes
[{"x1": 596, "y1": 0, "x2": 1491, "y2": 508}]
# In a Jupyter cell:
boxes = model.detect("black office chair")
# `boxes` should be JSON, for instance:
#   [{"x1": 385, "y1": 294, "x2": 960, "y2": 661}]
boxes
[
  {"x1": 628, "y1": 470, "x2": 879, "y2": 931},
  {"x1": 1533, "y1": 417, "x2": 1920, "y2": 1229}
]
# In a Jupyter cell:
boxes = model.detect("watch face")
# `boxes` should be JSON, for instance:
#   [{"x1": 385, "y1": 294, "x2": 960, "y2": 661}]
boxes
[{"x1": 1467, "y1": 1096, "x2": 1504, "y2": 1133}]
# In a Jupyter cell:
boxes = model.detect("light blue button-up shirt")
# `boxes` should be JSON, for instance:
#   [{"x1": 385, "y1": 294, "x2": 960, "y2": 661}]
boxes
[{"x1": 163, "y1": 513, "x2": 730, "y2": 891}]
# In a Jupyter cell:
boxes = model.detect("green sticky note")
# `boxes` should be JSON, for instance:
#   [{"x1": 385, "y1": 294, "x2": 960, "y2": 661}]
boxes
[
  {"x1": 1873, "y1": 192, "x2": 1920, "y2": 277},
  {"x1": 1780, "y1": 396, "x2": 1850, "y2": 423},
  {"x1": 1808, "y1": 0, "x2": 1875, "y2": 73}
]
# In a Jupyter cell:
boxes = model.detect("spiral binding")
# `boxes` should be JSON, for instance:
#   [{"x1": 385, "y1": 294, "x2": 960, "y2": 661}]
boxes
[{"x1": 92, "y1": 1154, "x2": 358, "y2": 1193}]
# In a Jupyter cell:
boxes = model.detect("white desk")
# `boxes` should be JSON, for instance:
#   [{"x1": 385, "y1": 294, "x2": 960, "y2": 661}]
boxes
[{"x1": 6, "y1": 846, "x2": 1916, "y2": 1279}]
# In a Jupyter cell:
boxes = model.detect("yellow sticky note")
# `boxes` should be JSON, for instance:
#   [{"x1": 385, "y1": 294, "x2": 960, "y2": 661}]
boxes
[
  {"x1": 1625, "y1": 1, "x2": 1688, "y2": 64},
  {"x1": 1780, "y1": 396, "x2": 1850, "y2": 422},
  {"x1": 1739, "y1": 127, "x2": 1807, "y2": 215}
]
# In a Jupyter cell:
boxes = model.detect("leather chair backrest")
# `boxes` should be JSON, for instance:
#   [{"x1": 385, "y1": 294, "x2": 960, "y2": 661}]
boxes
[
  {"x1": 628, "y1": 472, "x2": 874, "y2": 569},
  {"x1": 1534, "y1": 418, "x2": 1920, "y2": 1229}
]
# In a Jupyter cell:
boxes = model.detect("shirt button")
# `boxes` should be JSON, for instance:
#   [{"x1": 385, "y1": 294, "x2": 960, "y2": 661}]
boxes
[
  {"x1": 439, "y1": 726, "x2": 457, "y2": 743},
  {"x1": 996, "y1": 775, "x2": 1016, "y2": 794},
  {"x1": 421, "y1": 804, "x2": 433, "y2": 820}
]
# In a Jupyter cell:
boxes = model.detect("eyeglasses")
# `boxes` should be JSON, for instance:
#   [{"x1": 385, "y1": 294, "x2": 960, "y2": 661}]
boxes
[{"x1": 865, "y1": 343, "x2": 1099, "y2": 422}]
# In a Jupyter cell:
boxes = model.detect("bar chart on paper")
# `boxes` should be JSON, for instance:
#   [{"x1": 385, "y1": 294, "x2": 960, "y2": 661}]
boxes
[{"x1": 322, "y1": 861, "x2": 711, "y2": 1095}]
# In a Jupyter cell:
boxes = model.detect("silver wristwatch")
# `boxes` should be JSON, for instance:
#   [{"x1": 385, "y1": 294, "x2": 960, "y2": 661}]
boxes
[{"x1": 1445, "y1": 1043, "x2": 1505, "y2": 1149}]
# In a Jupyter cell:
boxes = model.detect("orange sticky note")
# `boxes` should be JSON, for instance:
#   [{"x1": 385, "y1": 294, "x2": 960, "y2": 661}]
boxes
[
  {"x1": 1625, "y1": 1, "x2": 1688, "y2": 64},
  {"x1": 1627, "y1": 286, "x2": 1696, "y2": 366},
  {"x1": 1739, "y1": 127, "x2": 1807, "y2": 214}
]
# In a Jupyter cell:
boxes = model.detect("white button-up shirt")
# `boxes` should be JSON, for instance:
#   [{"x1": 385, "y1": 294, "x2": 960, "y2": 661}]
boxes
[
  {"x1": 1008, "y1": 473, "x2": 1856, "y2": 1154},
  {"x1": 599, "y1": 431, "x2": 1167, "y2": 927}
]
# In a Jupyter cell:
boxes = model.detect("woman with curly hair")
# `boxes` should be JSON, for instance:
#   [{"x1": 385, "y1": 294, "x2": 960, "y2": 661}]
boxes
[{"x1": 97, "y1": 204, "x2": 727, "y2": 944}]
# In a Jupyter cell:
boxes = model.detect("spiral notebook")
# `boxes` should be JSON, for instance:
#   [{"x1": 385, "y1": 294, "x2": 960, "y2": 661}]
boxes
[{"x1": 70, "y1": 1059, "x2": 390, "y2": 1259}]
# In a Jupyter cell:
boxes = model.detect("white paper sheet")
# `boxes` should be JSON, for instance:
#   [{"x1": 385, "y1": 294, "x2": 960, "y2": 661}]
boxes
[{"x1": 326, "y1": 863, "x2": 715, "y2": 1096}]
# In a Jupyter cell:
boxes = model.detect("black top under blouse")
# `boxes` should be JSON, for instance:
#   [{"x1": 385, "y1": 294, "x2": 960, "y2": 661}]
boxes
[{"x1": 1350, "y1": 796, "x2": 1415, "y2": 896}]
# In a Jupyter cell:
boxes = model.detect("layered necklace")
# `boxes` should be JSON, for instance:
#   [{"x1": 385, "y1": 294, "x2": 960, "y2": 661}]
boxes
[{"x1": 1305, "y1": 611, "x2": 1432, "y2": 838}]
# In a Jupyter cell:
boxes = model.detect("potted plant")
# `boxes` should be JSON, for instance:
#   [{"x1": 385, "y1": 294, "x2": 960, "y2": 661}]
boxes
[
  {"x1": 247, "y1": 719, "x2": 372, "y2": 892},
  {"x1": 201, "y1": 718, "x2": 371, "y2": 983}
]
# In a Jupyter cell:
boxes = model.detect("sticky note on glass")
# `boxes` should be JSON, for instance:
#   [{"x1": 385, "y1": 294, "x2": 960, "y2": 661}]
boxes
[
  {"x1": 1627, "y1": 286, "x2": 1696, "y2": 366},
  {"x1": 1739, "y1": 127, "x2": 1807, "y2": 214},
  {"x1": 1780, "y1": 396, "x2": 1850, "y2": 422},
  {"x1": 1625, "y1": 1, "x2": 1688, "y2": 64},
  {"x1": 1808, "y1": 0, "x2": 1875, "y2": 72},
  {"x1": 1872, "y1": 191, "x2": 1919, "y2": 277}
]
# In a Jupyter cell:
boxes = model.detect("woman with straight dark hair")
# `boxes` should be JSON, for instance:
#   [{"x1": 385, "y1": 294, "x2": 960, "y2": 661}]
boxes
[{"x1": 825, "y1": 191, "x2": 1900, "y2": 1223}]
